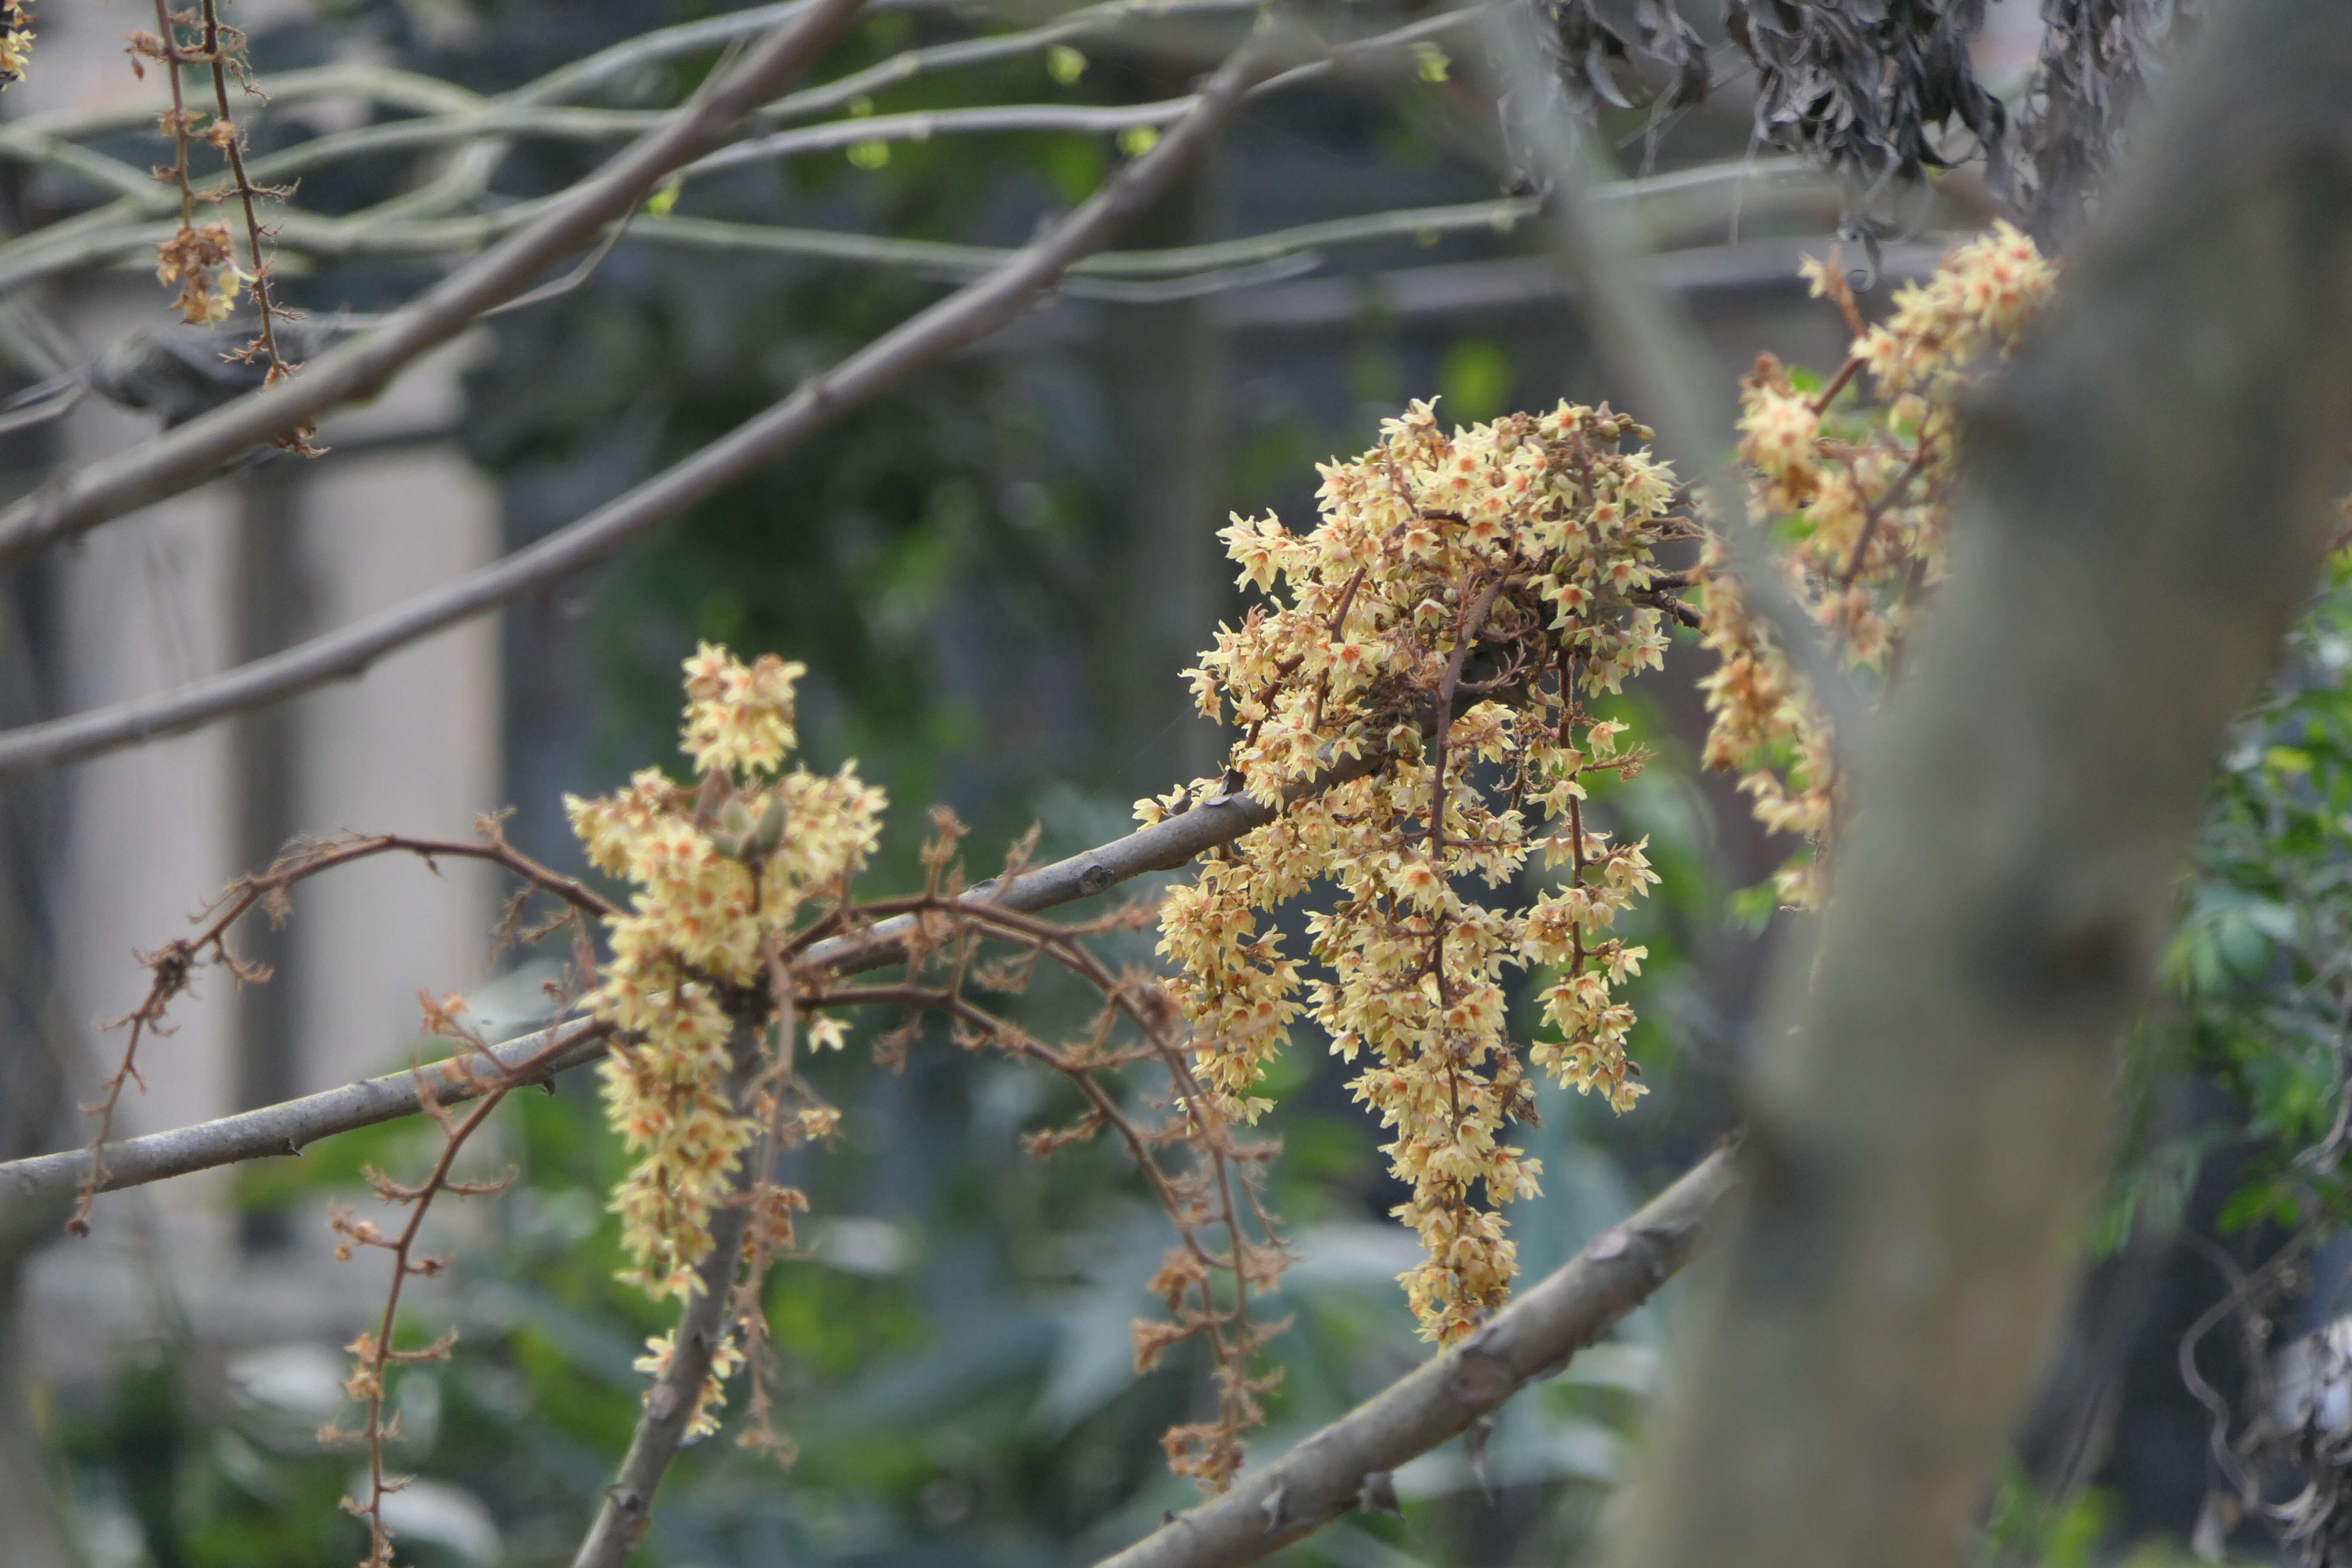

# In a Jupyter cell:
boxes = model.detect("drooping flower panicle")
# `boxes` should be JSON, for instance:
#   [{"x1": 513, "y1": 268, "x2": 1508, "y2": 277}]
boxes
[
  {"x1": 1154, "y1": 400, "x2": 1680, "y2": 1341},
  {"x1": 1699, "y1": 222, "x2": 2058, "y2": 905}
]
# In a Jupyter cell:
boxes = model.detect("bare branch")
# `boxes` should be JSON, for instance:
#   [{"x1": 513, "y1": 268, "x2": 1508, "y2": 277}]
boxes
[
  {"x1": 0, "y1": 0, "x2": 873, "y2": 572},
  {"x1": 0, "y1": 153, "x2": 1831, "y2": 314},
  {"x1": 681, "y1": 96, "x2": 1201, "y2": 179},
  {"x1": 1088, "y1": 1141, "x2": 1740, "y2": 1568},
  {"x1": 0, "y1": 22, "x2": 1299, "y2": 778},
  {"x1": 0, "y1": 735, "x2": 1391, "y2": 1218},
  {"x1": 0, "y1": 1017, "x2": 611, "y2": 1250}
]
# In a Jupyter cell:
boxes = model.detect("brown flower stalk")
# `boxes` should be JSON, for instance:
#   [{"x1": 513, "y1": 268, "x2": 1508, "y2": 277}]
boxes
[
  {"x1": 131, "y1": 0, "x2": 318, "y2": 448},
  {"x1": 323, "y1": 998, "x2": 578, "y2": 1568}
]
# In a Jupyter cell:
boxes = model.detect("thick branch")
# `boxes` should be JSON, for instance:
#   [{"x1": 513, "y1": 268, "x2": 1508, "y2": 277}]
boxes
[
  {"x1": 1595, "y1": 7, "x2": 2352, "y2": 1568},
  {"x1": 1090, "y1": 1142, "x2": 1741, "y2": 1568},
  {"x1": 0, "y1": 0, "x2": 872, "y2": 573},
  {"x1": 0, "y1": 27, "x2": 1291, "y2": 779}
]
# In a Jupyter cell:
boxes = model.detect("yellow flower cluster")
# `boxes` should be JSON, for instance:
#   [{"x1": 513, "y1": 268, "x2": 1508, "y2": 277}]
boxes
[
  {"x1": 1700, "y1": 223, "x2": 2057, "y2": 906},
  {"x1": 1, "y1": 2, "x2": 34, "y2": 86},
  {"x1": 1155, "y1": 400, "x2": 1675, "y2": 1341},
  {"x1": 1854, "y1": 220, "x2": 2055, "y2": 397},
  {"x1": 566, "y1": 646, "x2": 884, "y2": 1306}
]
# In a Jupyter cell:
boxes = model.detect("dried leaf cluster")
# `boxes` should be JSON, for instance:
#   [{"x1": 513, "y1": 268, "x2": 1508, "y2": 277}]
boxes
[
  {"x1": 2018, "y1": 0, "x2": 2197, "y2": 228},
  {"x1": 1539, "y1": 0, "x2": 2194, "y2": 227},
  {"x1": 1724, "y1": 0, "x2": 2008, "y2": 190}
]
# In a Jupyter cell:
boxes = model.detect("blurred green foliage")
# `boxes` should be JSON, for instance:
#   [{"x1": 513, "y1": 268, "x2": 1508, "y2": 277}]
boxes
[{"x1": 2144, "y1": 554, "x2": 2352, "y2": 1238}]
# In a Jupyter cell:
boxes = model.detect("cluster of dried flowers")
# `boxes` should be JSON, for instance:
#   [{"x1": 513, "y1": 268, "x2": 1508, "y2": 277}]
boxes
[
  {"x1": 127, "y1": 0, "x2": 316, "y2": 446},
  {"x1": 1699, "y1": 220, "x2": 2058, "y2": 905},
  {"x1": 1150, "y1": 224, "x2": 2058, "y2": 1343},
  {"x1": 1153, "y1": 399, "x2": 1689, "y2": 1341}
]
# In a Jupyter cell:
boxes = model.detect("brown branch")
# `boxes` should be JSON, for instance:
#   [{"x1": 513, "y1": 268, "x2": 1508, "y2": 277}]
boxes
[
  {"x1": 1808, "y1": 352, "x2": 1864, "y2": 414},
  {"x1": 1087, "y1": 1140, "x2": 1741, "y2": 1568},
  {"x1": 193, "y1": 0, "x2": 314, "y2": 449},
  {"x1": 147, "y1": 0, "x2": 195, "y2": 233},
  {"x1": 0, "y1": 19, "x2": 1298, "y2": 780},
  {"x1": 0, "y1": 0, "x2": 871, "y2": 572},
  {"x1": 1833, "y1": 440, "x2": 1930, "y2": 591},
  {"x1": 804, "y1": 890, "x2": 1285, "y2": 1490},
  {"x1": 330, "y1": 1013, "x2": 563, "y2": 1566}
]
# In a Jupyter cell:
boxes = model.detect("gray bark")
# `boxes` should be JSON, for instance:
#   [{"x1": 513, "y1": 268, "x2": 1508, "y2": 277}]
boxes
[
  {"x1": 1601, "y1": 6, "x2": 2352, "y2": 1567},
  {"x1": 1095, "y1": 1142, "x2": 1740, "y2": 1568}
]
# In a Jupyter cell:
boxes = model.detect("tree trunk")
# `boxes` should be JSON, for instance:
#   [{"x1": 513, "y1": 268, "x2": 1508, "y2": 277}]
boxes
[{"x1": 1602, "y1": 6, "x2": 2352, "y2": 1567}]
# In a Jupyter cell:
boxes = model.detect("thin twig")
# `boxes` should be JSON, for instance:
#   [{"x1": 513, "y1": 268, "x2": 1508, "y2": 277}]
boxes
[
  {"x1": 0, "y1": 0, "x2": 873, "y2": 571},
  {"x1": 1834, "y1": 441, "x2": 1930, "y2": 591},
  {"x1": 60, "y1": 825, "x2": 607, "y2": 1235},
  {"x1": 192, "y1": 0, "x2": 312, "y2": 447},
  {"x1": 330, "y1": 1008, "x2": 568, "y2": 1566}
]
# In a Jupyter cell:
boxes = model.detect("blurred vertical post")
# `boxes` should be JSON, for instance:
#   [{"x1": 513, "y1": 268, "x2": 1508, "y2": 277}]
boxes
[{"x1": 1099, "y1": 158, "x2": 1230, "y2": 794}]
